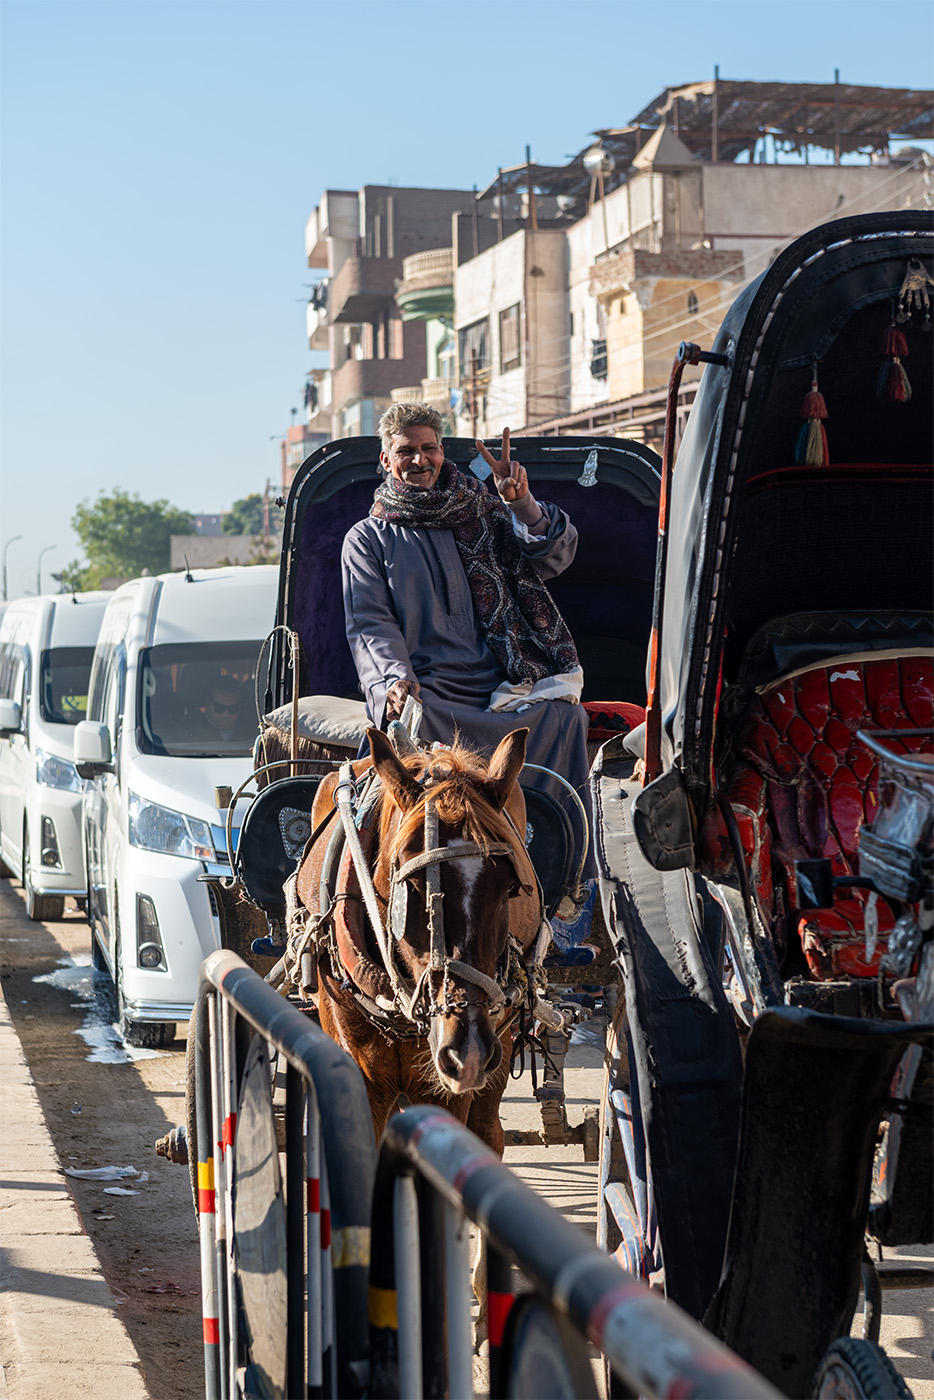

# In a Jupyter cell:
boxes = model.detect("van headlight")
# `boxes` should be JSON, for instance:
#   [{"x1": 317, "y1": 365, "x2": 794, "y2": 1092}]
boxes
[
  {"x1": 36, "y1": 749, "x2": 82, "y2": 792},
  {"x1": 128, "y1": 792, "x2": 214, "y2": 860}
]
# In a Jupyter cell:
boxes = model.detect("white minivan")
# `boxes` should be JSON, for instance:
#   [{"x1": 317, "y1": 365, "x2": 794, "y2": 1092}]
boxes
[
  {"x1": 0, "y1": 592, "x2": 111, "y2": 919},
  {"x1": 74, "y1": 566, "x2": 277, "y2": 1047}
]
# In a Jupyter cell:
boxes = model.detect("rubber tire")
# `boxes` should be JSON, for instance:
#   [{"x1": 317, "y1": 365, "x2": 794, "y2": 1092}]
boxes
[
  {"x1": 23, "y1": 825, "x2": 65, "y2": 922},
  {"x1": 114, "y1": 901, "x2": 175, "y2": 1049},
  {"x1": 86, "y1": 866, "x2": 108, "y2": 970},
  {"x1": 815, "y1": 1337, "x2": 914, "y2": 1399}
]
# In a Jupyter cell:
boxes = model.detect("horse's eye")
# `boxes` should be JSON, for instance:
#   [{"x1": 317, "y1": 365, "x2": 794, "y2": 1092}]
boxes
[{"x1": 507, "y1": 880, "x2": 521, "y2": 899}]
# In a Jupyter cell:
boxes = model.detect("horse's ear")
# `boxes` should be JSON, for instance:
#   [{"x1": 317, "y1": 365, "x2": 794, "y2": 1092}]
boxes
[
  {"x1": 367, "y1": 728, "x2": 422, "y2": 809},
  {"x1": 482, "y1": 728, "x2": 528, "y2": 811}
]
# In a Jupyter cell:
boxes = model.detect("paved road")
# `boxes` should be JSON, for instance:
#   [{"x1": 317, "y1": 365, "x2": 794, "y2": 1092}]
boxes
[{"x1": 1, "y1": 877, "x2": 931, "y2": 1398}]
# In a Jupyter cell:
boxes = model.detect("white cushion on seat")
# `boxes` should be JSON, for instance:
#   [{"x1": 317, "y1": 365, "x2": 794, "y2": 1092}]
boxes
[{"x1": 263, "y1": 696, "x2": 369, "y2": 749}]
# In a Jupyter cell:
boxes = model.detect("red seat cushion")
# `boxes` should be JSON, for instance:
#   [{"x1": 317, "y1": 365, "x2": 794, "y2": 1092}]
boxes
[
  {"x1": 583, "y1": 700, "x2": 645, "y2": 744},
  {"x1": 729, "y1": 656, "x2": 932, "y2": 978}
]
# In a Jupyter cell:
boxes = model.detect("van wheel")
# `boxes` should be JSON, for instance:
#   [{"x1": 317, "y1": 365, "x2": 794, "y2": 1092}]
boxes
[
  {"x1": 114, "y1": 903, "x2": 175, "y2": 1049},
  {"x1": 23, "y1": 827, "x2": 64, "y2": 922}
]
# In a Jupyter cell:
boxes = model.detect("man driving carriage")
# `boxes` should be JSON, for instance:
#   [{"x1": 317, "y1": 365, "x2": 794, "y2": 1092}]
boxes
[{"x1": 340, "y1": 402, "x2": 597, "y2": 941}]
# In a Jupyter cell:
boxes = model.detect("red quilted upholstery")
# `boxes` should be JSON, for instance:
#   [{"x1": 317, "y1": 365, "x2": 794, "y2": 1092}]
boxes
[
  {"x1": 731, "y1": 655, "x2": 933, "y2": 979},
  {"x1": 583, "y1": 700, "x2": 646, "y2": 743}
]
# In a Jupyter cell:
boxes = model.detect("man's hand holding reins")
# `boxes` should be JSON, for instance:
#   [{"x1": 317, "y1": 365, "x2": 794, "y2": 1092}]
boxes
[
  {"x1": 386, "y1": 678, "x2": 421, "y2": 721},
  {"x1": 476, "y1": 428, "x2": 550, "y2": 534}
]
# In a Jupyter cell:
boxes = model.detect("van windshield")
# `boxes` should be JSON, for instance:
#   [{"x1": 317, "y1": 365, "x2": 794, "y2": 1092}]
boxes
[
  {"x1": 39, "y1": 647, "x2": 95, "y2": 725},
  {"x1": 137, "y1": 641, "x2": 264, "y2": 758}
]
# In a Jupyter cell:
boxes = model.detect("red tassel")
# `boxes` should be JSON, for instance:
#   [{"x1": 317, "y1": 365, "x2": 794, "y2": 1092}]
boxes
[
  {"x1": 794, "y1": 369, "x2": 830, "y2": 467},
  {"x1": 878, "y1": 318, "x2": 911, "y2": 402},
  {"x1": 800, "y1": 387, "x2": 828, "y2": 421},
  {"x1": 881, "y1": 324, "x2": 909, "y2": 358}
]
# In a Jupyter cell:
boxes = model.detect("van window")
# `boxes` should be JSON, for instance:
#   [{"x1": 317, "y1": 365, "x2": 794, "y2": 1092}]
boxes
[
  {"x1": 39, "y1": 647, "x2": 96, "y2": 725},
  {"x1": 137, "y1": 641, "x2": 264, "y2": 758},
  {"x1": 0, "y1": 644, "x2": 27, "y2": 707}
]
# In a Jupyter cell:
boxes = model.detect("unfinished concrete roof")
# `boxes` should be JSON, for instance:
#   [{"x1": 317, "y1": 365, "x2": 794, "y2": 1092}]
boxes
[
  {"x1": 628, "y1": 79, "x2": 934, "y2": 161},
  {"x1": 473, "y1": 78, "x2": 933, "y2": 223}
]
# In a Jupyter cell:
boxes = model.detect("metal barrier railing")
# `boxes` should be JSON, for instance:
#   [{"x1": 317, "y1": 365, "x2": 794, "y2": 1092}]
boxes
[
  {"x1": 191, "y1": 949, "x2": 375, "y2": 1400},
  {"x1": 369, "y1": 1104, "x2": 782, "y2": 1400},
  {"x1": 194, "y1": 953, "x2": 780, "y2": 1400}
]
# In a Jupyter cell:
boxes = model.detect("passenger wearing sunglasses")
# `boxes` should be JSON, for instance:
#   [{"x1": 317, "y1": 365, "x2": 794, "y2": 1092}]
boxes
[{"x1": 203, "y1": 680, "x2": 248, "y2": 742}]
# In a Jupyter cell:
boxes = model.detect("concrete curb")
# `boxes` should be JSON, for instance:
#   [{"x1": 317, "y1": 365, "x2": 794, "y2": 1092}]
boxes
[{"x1": 0, "y1": 973, "x2": 150, "y2": 1400}]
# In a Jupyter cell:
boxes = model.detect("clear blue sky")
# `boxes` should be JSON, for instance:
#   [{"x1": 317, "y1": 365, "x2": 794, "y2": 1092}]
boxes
[{"x1": 1, "y1": 0, "x2": 931, "y2": 597}]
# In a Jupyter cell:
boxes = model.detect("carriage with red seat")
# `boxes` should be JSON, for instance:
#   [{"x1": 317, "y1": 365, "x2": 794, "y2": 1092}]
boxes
[{"x1": 594, "y1": 210, "x2": 933, "y2": 1399}]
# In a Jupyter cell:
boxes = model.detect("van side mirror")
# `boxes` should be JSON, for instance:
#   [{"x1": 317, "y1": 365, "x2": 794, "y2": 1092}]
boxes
[
  {"x1": 0, "y1": 699, "x2": 22, "y2": 737},
  {"x1": 74, "y1": 720, "x2": 114, "y2": 778}
]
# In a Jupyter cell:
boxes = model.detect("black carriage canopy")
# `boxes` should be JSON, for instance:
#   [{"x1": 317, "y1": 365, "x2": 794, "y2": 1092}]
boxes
[
  {"x1": 268, "y1": 435, "x2": 661, "y2": 720},
  {"x1": 649, "y1": 211, "x2": 934, "y2": 821}
]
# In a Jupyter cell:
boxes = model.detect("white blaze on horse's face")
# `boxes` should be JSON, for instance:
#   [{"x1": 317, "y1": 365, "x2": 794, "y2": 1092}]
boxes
[{"x1": 428, "y1": 838, "x2": 508, "y2": 1096}]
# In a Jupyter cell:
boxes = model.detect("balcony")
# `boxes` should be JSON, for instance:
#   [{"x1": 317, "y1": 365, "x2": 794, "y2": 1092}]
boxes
[
  {"x1": 332, "y1": 357, "x2": 416, "y2": 407},
  {"x1": 589, "y1": 246, "x2": 742, "y2": 298},
  {"x1": 390, "y1": 378, "x2": 454, "y2": 412},
  {"x1": 328, "y1": 256, "x2": 401, "y2": 324},
  {"x1": 420, "y1": 377, "x2": 454, "y2": 407},
  {"x1": 395, "y1": 249, "x2": 454, "y2": 322},
  {"x1": 306, "y1": 302, "x2": 329, "y2": 351}
]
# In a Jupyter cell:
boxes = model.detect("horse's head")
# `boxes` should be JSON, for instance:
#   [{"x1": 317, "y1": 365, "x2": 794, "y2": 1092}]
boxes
[{"x1": 368, "y1": 727, "x2": 537, "y2": 1095}]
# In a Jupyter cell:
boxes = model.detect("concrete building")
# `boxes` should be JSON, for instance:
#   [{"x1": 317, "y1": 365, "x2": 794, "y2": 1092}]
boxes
[
  {"x1": 304, "y1": 185, "x2": 476, "y2": 439},
  {"x1": 453, "y1": 80, "x2": 931, "y2": 444},
  {"x1": 282, "y1": 421, "x2": 328, "y2": 493},
  {"x1": 389, "y1": 248, "x2": 458, "y2": 427},
  {"x1": 302, "y1": 80, "x2": 931, "y2": 449}
]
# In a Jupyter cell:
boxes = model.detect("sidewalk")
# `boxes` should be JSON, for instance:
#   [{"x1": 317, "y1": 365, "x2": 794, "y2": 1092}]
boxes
[{"x1": 0, "y1": 974, "x2": 149, "y2": 1400}]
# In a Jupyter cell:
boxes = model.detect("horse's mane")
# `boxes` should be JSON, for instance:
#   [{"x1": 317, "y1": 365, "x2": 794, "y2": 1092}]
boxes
[{"x1": 378, "y1": 739, "x2": 523, "y2": 859}]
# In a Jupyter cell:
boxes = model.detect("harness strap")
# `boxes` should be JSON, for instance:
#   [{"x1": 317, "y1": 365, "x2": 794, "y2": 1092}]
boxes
[
  {"x1": 393, "y1": 841, "x2": 515, "y2": 882},
  {"x1": 443, "y1": 958, "x2": 506, "y2": 1014}
]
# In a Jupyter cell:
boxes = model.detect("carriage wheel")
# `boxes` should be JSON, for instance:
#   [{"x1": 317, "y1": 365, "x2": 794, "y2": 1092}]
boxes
[
  {"x1": 597, "y1": 991, "x2": 657, "y2": 1280},
  {"x1": 499, "y1": 1293, "x2": 599, "y2": 1398},
  {"x1": 815, "y1": 1337, "x2": 914, "y2": 1399},
  {"x1": 592, "y1": 752, "x2": 742, "y2": 1321}
]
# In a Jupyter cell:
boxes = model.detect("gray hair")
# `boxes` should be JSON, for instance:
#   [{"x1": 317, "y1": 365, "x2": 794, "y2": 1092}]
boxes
[{"x1": 378, "y1": 401, "x2": 443, "y2": 453}]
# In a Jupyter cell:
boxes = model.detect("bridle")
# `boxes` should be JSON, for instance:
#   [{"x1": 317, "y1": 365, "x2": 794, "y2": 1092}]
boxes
[{"x1": 333, "y1": 758, "x2": 536, "y2": 1030}]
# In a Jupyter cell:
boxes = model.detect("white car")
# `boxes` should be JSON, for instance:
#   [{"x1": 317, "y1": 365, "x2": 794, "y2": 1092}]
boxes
[
  {"x1": 0, "y1": 592, "x2": 111, "y2": 919},
  {"x1": 74, "y1": 566, "x2": 278, "y2": 1047}
]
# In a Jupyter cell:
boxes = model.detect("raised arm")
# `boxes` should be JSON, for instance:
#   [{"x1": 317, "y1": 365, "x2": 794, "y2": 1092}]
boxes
[
  {"x1": 475, "y1": 428, "x2": 578, "y2": 578},
  {"x1": 474, "y1": 427, "x2": 550, "y2": 533}
]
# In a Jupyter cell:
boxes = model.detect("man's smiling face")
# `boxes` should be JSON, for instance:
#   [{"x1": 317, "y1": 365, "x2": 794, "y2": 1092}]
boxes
[{"x1": 381, "y1": 425, "x2": 444, "y2": 489}]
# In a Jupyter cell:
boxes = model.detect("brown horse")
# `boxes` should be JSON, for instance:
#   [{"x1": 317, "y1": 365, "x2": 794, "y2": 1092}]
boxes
[{"x1": 295, "y1": 726, "x2": 542, "y2": 1153}]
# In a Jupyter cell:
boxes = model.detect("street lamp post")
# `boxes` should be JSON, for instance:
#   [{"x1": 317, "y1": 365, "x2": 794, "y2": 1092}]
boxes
[
  {"x1": 2, "y1": 535, "x2": 23, "y2": 602},
  {"x1": 36, "y1": 545, "x2": 57, "y2": 597}
]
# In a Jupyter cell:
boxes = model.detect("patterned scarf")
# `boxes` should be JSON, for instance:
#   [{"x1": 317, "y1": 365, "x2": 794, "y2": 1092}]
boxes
[{"x1": 371, "y1": 461, "x2": 579, "y2": 685}]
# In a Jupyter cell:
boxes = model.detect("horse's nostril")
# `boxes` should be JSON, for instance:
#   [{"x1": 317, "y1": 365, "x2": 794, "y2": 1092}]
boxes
[
  {"x1": 438, "y1": 1046, "x2": 462, "y2": 1080},
  {"x1": 484, "y1": 1038, "x2": 503, "y2": 1073}
]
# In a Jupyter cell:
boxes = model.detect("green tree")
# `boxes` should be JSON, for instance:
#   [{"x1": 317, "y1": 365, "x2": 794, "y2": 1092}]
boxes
[
  {"x1": 223, "y1": 493, "x2": 265, "y2": 536},
  {"x1": 64, "y1": 489, "x2": 194, "y2": 589}
]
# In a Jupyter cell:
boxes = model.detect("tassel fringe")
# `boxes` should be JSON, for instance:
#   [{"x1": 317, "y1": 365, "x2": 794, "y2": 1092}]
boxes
[
  {"x1": 878, "y1": 317, "x2": 911, "y2": 403},
  {"x1": 794, "y1": 368, "x2": 830, "y2": 467},
  {"x1": 877, "y1": 359, "x2": 912, "y2": 403}
]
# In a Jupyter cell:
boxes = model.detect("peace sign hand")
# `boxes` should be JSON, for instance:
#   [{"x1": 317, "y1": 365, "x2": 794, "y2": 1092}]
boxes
[{"x1": 475, "y1": 428, "x2": 529, "y2": 503}]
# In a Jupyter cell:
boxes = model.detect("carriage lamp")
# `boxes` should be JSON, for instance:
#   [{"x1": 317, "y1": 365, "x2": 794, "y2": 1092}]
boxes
[
  {"x1": 35, "y1": 748, "x2": 82, "y2": 792},
  {"x1": 40, "y1": 817, "x2": 62, "y2": 868},
  {"x1": 136, "y1": 894, "x2": 167, "y2": 970}
]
